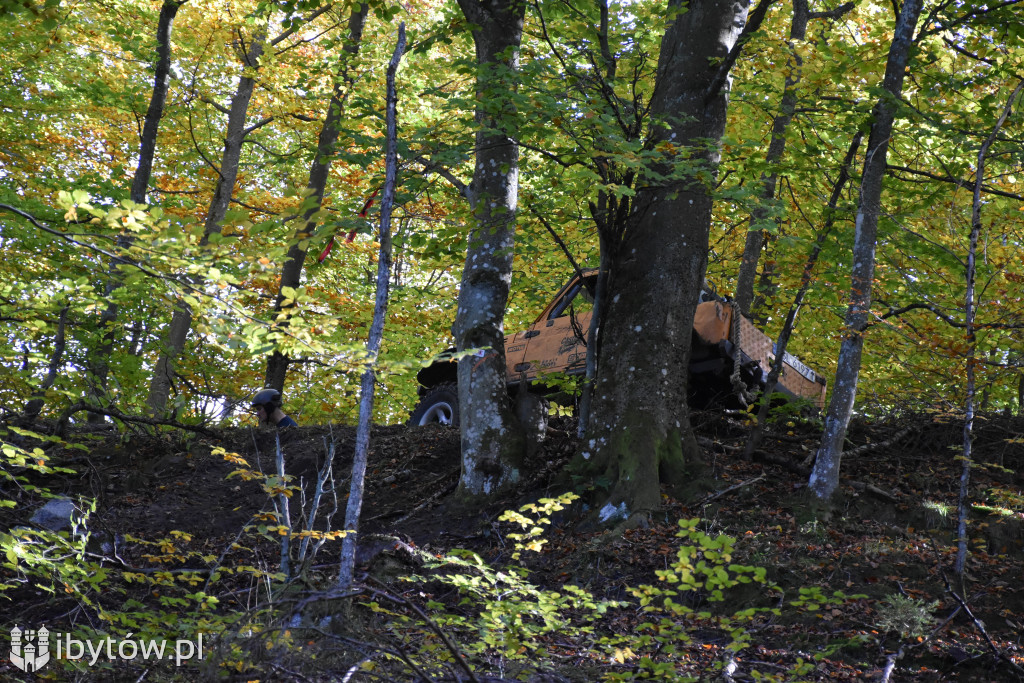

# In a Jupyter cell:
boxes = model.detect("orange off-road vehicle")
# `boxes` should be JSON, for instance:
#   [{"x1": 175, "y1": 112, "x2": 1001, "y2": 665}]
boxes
[{"x1": 410, "y1": 270, "x2": 826, "y2": 426}]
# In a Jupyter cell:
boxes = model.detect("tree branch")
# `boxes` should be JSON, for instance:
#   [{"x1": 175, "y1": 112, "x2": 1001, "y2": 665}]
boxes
[
  {"x1": 243, "y1": 116, "x2": 274, "y2": 136},
  {"x1": 916, "y1": 0, "x2": 1023, "y2": 40},
  {"x1": 705, "y1": 0, "x2": 776, "y2": 105},
  {"x1": 871, "y1": 300, "x2": 1024, "y2": 331},
  {"x1": 525, "y1": 203, "x2": 585, "y2": 280},
  {"x1": 198, "y1": 95, "x2": 230, "y2": 116},
  {"x1": 413, "y1": 155, "x2": 469, "y2": 199},
  {"x1": 56, "y1": 402, "x2": 220, "y2": 437},
  {"x1": 887, "y1": 164, "x2": 1024, "y2": 201},
  {"x1": 809, "y1": 1, "x2": 855, "y2": 19}
]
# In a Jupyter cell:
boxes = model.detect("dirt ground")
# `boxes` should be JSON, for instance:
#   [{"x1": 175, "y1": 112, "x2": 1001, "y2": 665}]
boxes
[
  {"x1": 3, "y1": 410, "x2": 1024, "y2": 681},
  {"x1": 80, "y1": 418, "x2": 578, "y2": 544}
]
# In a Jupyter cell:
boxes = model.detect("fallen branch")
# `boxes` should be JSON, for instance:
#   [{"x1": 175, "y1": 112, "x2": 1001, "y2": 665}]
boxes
[
  {"x1": 846, "y1": 480, "x2": 900, "y2": 503},
  {"x1": 944, "y1": 582, "x2": 1024, "y2": 677},
  {"x1": 801, "y1": 424, "x2": 918, "y2": 468},
  {"x1": 393, "y1": 477, "x2": 459, "y2": 526},
  {"x1": 923, "y1": 538, "x2": 1024, "y2": 678},
  {"x1": 84, "y1": 550, "x2": 211, "y2": 575},
  {"x1": 843, "y1": 425, "x2": 919, "y2": 459},
  {"x1": 697, "y1": 473, "x2": 765, "y2": 506},
  {"x1": 55, "y1": 402, "x2": 219, "y2": 437},
  {"x1": 364, "y1": 579, "x2": 481, "y2": 683},
  {"x1": 760, "y1": 453, "x2": 900, "y2": 501},
  {"x1": 697, "y1": 436, "x2": 744, "y2": 453}
]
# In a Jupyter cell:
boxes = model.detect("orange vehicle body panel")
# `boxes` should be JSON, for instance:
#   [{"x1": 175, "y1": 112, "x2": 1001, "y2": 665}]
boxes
[{"x1": 501, "y1": 271, "x2": 827, "y2": 408}]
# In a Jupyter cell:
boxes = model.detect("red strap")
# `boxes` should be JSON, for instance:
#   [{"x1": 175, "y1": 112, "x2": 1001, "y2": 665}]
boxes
[
  {"x1": 317, "y1": 237, "x2": 335, "y2": 263},
  {"x1": 317, "y1": 190, "x2": 379, "y2": 263}
]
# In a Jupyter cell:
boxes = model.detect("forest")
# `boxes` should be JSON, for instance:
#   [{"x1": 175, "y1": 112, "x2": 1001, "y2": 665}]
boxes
[{"x1": 1, "y1": 0, "x2": 1024, "y2": 679}]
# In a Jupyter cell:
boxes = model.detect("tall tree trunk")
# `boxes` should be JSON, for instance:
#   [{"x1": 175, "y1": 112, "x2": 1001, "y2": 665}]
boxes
[
  {"x1": 452, "y1": 0, "x2": 528, "y2": 498},
  {"x1": 955, "y1": 78, "x2": 1024, "y2": 575},
  {"x1": 338, "y1": 24, "x2": 405, "y2": 590},
  {"x1": 734, "y1": 0, "x2": 807, "y2": 319},
  {"x1": 809, "y1": 0, "x2": 923, "y2": 501},
  {"x1": 573, "y1": 0, "x2": 755, "y2": 525},
  {"x1": 88, "y1": 0, "x2": 186, "y2": 420},
  {"x1": 21, "y1": 306, "x2": 69, "y2": 424},
  {"x1": 576, "y1": 246, "x2": 609, "y2": 438},
  {"x1": 576, "y1": 0, "x2": 620, "y2": 438},
  {"x1": 734, "y1": 0, "x2": 854, "y2": 319},
  {"x1": 264, "y1": 4, "x2": 370, "y2": 393},
  {"x1": 146, "y1": 24, "x2": 266, "y2": 414}
]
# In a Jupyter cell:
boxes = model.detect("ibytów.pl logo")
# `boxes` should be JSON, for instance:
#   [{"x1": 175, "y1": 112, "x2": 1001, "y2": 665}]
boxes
[{"x1": 9, "y1": 625, "x2": 51, "y2": 672}]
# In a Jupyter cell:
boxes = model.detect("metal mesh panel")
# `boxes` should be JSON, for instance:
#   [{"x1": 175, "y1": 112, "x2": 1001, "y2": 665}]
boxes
[
  {"x1": 736, "y1": 311, "x2": 773, "y2": 376},
  {"x1": 733, "y1": 308, "x2": 826, "y2": 408}
]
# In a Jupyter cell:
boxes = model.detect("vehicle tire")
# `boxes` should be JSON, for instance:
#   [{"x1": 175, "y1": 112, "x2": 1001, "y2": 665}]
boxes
[{"x1": 409, "y1": 383, "x2": 460, "y2": 427}]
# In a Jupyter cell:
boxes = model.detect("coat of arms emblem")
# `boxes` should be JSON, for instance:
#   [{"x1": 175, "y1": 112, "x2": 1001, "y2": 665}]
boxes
[{"x1": 10, "y1": 625, "x2": 51, "y2": 672}]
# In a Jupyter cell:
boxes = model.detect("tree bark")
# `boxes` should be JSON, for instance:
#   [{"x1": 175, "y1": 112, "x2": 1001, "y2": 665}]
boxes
[
  {"x1": 955, "y1": 78, "x2": 1024, "y2": 575},
  {"x1": 809, "y1": 0, "x2": 923, "y2": 501},
  {"x1": 575, "y1": 0, "x2": 620, "y2": 439},
  {"x1": 146, "y1": 23, "x2": 266, "y2": 415},
  {"x1": 21, "y1": 306, "x2": 69, "y2": 424},
  {"x1": 574, "y1": 0, "x2": 753, "y2": 524},
  {"x1": 452, "y1": 0, "x2": 528, "y2": 499},
  {"x1": 744, "y1": 132, "x2": 861, "y2": 459},
  {"x1": 734, "y1": 0, "x2": 807, "y2": 319},
  {"x1": 338, "y1": 23, "x2": 405, "y2": 591},
  {"x1": 88, "y1": 0, "x2": 186, "y2": 420},
  {"x1": 265, "y1": 4, "x2": 370, "y2": 392},
  {"x1": 576, "y1": 247, "x2": 609, "y2": 438}
]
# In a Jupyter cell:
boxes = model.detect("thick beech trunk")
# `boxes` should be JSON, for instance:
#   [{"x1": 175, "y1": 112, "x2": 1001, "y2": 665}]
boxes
[
  {"x1": 146, "y1": 27, "x2": 266, "y2": 414},
  {"x1": 574, "y1": 0, "x2": 751, "y2": 523},
  {"x1": 88, "y1": 0, "x2": 185, "y2": 419},
  {"x1": 452, "y1": 0, "x2": 528, "y2": 498},
  {"x1": 265, "y1": 4, "x2": 369, "y2": 392},
  {"x1": 575, "y1": 0, "x2": 618, "y2": 439},
  {"x1": 809, "y1": 0, "x2": 923, "y2": 500}
]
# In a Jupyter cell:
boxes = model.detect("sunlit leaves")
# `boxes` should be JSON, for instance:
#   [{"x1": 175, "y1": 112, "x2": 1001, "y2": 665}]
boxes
[{"x1": 2, "y1": 0, "x2": 1023, "y2": 425}]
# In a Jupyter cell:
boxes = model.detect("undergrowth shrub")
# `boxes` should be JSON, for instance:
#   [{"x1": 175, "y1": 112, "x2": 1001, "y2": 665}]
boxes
[
  {"x1": 600, "y1": 519, "x2": 861, "y2": 682},
  {"x1": 4, "y1": 428, "x2": 871, "y2": 683},
  {"x1": 1, "y1": 431, "x2": 88, "y2": 598},
  {"x1": 874, "y1": 593, "x2": 938, "y2": 640},
  {"x1": 600, "y1": 518, "x2": 782, "y2": 681},
  {"x1": 355, "y1": 503, "x2": 864, "y2": 682},
  {"x1": 362, "y1": 493, "x2": 622, "y2": 679},
  {"x1": 0, "y1": 438, "x2": 309, "y2": 679}
]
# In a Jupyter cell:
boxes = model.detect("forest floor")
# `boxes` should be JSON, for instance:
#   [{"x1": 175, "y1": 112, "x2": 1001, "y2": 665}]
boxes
[{"x1": 2, "y1": 408, "x2": 1024, "y2": 681}]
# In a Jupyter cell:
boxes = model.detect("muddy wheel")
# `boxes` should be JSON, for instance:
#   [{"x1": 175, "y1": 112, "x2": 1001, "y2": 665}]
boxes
[{"x1": 409, "y1": 383, "x2": 460, "y2": 427}]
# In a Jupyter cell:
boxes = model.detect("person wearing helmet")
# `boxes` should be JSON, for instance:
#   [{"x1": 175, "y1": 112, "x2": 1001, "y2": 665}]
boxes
[{"x1": 251, "y1": 388, "x2": 298, "y2": 429}]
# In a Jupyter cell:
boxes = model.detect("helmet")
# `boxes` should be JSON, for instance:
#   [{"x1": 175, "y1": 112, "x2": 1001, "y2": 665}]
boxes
[{"x1": 251, "y1": 388, "x2": 282, "y2": 408}]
